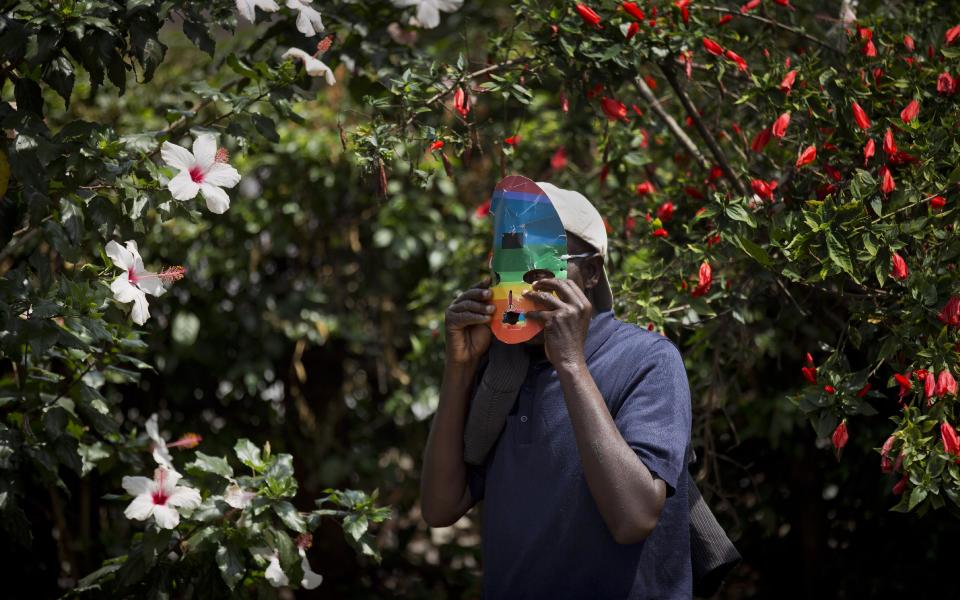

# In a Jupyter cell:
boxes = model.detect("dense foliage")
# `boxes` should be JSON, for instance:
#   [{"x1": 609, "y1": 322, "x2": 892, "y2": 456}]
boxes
[{"x1": 3, "y1": 0, "x2": 960, "y2": 597}]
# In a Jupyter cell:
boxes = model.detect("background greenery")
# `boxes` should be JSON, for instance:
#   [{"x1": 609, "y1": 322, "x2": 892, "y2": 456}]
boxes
[{"x1": 3, "y1": 0, "x2": 960, "y2": 597}]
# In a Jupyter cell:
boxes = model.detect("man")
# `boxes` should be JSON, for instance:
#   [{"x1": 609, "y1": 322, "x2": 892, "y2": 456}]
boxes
[{"x1": 420, "y1": 183, "x2": 693, "y2": 599}]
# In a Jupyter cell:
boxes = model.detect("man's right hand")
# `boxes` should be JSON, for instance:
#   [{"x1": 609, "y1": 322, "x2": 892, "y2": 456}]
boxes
[{"x1": 444, "y1": 277, "x2": 495, "y2": 366}]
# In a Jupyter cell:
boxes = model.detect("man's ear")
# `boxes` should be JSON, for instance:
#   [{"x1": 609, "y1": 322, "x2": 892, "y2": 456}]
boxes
[{"x1": 582, "y1": 255, "x2": 603, "y2": 292}]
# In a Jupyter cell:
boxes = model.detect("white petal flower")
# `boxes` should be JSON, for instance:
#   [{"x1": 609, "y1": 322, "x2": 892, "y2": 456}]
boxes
[
  {"x1": 392, "y1": 0, "x2": 463, "y2": 29},
  {"x1": 236, "y1": 0, "x2": 280, "y2": 22},
  {"x1": 145, "y1": 414, "x2": 174, "y2": 469},
  {"x1": 161, "y1": 134, "x2": 241, "y2": 212},
  {"x1": 264, "y1": 552, "x2": 289, "y2": 587},
  {"x1": 281, "y1": 48, "x2": 336, "y2": 85},
  {"x1": 224, "y1": 484, "x2": 257, "y2": 509},
  {"x1": 122, "y1": 467, "x2": 201, "y2": 530},
  {"x1": 286, "y1": 0, "x2": 324, "y2": 37},
  {"x1": 298, "y1": 547, "x2": 323, "y2": 589},
  {"x1": 105, "y1": 240, "x2": 167, "y2": 325}
]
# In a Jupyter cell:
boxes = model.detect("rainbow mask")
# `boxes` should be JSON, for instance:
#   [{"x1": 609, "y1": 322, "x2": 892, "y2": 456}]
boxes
[{"x1": 488, "y1": 176, "x2": 568, "y2": 344}]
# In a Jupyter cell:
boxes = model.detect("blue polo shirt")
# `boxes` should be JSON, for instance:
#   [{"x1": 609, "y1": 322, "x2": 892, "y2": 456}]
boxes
[{"x1": 467, "y1": 310, "x2": 692, "y2": 599}]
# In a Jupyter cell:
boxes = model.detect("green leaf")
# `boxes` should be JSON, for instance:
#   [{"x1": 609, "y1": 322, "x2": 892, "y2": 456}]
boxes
[
  {"x1": 186, "y1": 452, "x2": 234, "y2": 479},
  {"x1": 216, "y1": 543, "x2": 245, "y2": 590},
  {"x1": 234, "y1": 439, "x2": 264, "y2": 471},
  {"x1": 908, "y1": 485, "x2": 928, "y2": 510},
  {"x1": 273, "y1": 501, "x2": 306, "y2": 533},
  {"x1": 342, "y1": 513, "x2": 368, "y2": 541},
  {"x1": 732, "y1": 234, "x2": 772, "y2": 268},
  {"x1": 725, "y1": 204, "x2": 756, "y2": 228},
  {"x1": 826, "y1": 232, "x2": 854, "y2": 275}
]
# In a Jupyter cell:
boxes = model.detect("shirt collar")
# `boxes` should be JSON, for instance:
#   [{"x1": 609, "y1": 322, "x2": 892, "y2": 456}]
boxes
[{"x1": 583, "y1": 309, "x2": 617, "y2": 361}]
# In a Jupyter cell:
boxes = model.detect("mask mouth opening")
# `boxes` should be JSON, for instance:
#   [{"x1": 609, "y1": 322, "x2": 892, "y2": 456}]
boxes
[
  {"x1": 523, "y1": 268, "x2": 555, "y2": 284},
  {"x1": 502, "y1": 311, "x2": 523, "y2": 325}
]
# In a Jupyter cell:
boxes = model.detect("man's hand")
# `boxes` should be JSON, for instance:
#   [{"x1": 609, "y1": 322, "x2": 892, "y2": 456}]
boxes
[
  {"x1": 524, "y1": 278, "x2": 593, "y2": 370},
  {"x1": 444, "y1": 277, "x2": 494, "y2": 366}
]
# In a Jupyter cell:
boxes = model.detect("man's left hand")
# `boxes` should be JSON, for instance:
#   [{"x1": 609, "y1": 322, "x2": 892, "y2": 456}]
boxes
[{"x1": 524, "y1": 279, "x2": 593, "y2": 370}]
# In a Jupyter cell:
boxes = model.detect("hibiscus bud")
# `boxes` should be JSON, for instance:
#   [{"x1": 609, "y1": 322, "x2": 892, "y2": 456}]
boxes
[
  {"x1": 805, "y1": 352, "x2": 815, "y2": 366},
  {"x1": 892, "y1": 474, "x2": 909, "y2": 495},
  {"x1": 851, "y1": 101, "x2": 871, "y2": 130},
  {"x1": 931, "y1": 195, "x2": 947, "y2": 210},
  {"x1": 937, "y1": 369, "x2": 958, "y2": 396},
  {"x1": 691, "y1": 261, "x2": 712, "y2": 297},
  {"x1": 674, "y1": 0, "x2": 690, "y2": 24},
  {"x1": 856, "y1": 382, "x2": 871, "y2": 397},
  {"x1": 824, "y1": 385, "x2": 836, "y2": 394},
  {"x1": 168, "y1": 433, "x2": 202, "y2": 449},
  {"x1": 879, "y1": 166, "x2": 896, "y2": 195},
  {"x1": 938, "y1": 72, "x2": 957, "y2": 95},
  {"x1": 636, "y1": 181, "x2": 655, "y2": 196},
  {"x1": 894, "y1": 372, "x2": 912, "y2": 398},
  {"x1": 740, "y1": 0, "x2": 760, "y2": 14},
  {"x1": 801, "y1": 366, "x2": 817, "y2": 384},
  {"x1": 925, "y1": 369, "x2": 937, "y2": 401},
  {"x1": 750, "y1": 179, "x2": 777, "y2": 201},
  {"x1": 702, "y1": 37, "x2": 724, "y2": 56},
  {"x1": 453, "y1": 87, "x2": 470, "y2": 117},
  {"x1": 941, "y1": 422, "x2": 960, "y2": 461},
  {"x1": 429, "y1": 140, "x2": 444, "y2": 152},
  {"x1": 626, "y1": 21, "x2": 640, "y2": 40},
  {"x1": 904, "y1": 35, "x2": 915, "y2": 52},
  {"x1": 503, "y1": 135, "x2": 520, "y2": 146},
  {"x1": 652, "y1": 227, "x2": 669, "y2": 238},
  {"x1": 751, "y1": 127, "x2": 773, "y2": 152},
  {"x1": 718, "y1": 14, "x2": 734, "y2": 25},
  {"x1": 724, "y1": 49, "x2": 748, "y2": 72},
  {"x1": 882, "y1": 128, "x2": 897, "y2": 155},
  {"x1": 863, "y1": 40, "x2": 877, "y2": 57},
  {"x1": 795, "y1": 145, "x2": 817, "y2": 168},
  {"x1": 880, "y1": 435, "x2": 896, "y2": 473},
  {"x1": 891, "y1": 252, "x2": 909, "y2": 280},
  {"x1": 575, "y1": 3, "x2": 602, "y2": 28},
  {"x1": 946, "y1": 24, "x2": 960, "y2": 45},
  {"x1": 938, "y1": 296, "x2": 960, "y2": 327},
  {"x1": 863, "y1": 138, "x2": 875, "y2": 165},
  {"x1": 560, "y1": 90, "x2": 569, "y2": 113},
  {"x1": 656, "y1": 201, "x2": 675, "y2": 222},
  {"x1": 900, "y1": 100, "x2": 920, "y2": 123},
  {"x1": 600, "y1": 97, "x2": 628, "y2": 121},
  {"x1": 771, "y1": 112, "x2": 791, "y2": 138},
  {"x1": 622, "y1": 1, "x2": 645, "y2": 20},
  {"x1": 780, "y1": 70, "x2": 798, "y2": 93},
  {"x1": 832, "y1": 420, "x2": 849, "y2": 458}
]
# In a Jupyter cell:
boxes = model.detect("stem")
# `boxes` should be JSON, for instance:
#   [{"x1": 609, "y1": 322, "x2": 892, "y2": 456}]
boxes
[
  {"x1": 700, "y1": 5, "x2": 843, "y2": 55},
  {"x1": 632, "y1": 77, "x2": 709, "y2": 170},
  {"x1": 658, "y1": 62, "x2": 749, "y2": 197}
]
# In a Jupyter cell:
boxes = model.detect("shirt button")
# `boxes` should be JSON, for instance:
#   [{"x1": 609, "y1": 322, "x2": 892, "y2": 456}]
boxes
[{"x1": 520, "y1": 415, "x2": 528, "y2": 423}]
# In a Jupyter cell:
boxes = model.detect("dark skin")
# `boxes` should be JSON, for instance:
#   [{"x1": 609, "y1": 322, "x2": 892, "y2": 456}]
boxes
[{"x1": 420, "y1": 234, "x2": 667, "y2": 544}]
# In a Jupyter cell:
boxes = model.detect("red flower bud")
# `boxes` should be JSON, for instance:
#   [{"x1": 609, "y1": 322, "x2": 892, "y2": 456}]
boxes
[
  {"x1": 691, "y1": 262, "x2": 712, "y2": 297},
  {"x1": 600, "y1": 97, "x2": 628, "y2": 121},
  {"x1": 656, "y1": 201, "x2": 675, "y2": 222},
  {"x1": 504, "y1": 135, "x2": 520, "y2": 146},
  {"x1": 429, "y1": 140, "x2": 444, "y2": 152},
  {"x1": 832, "y1": 420, "x2": 849, "y2": 457},
  {"x1": 702, "y1": 37, "x2": 724, "y2": 56},
  {"x1": 891, "y1": 252, "x2": 908, "y2": 280},
  {"x1": 475, "y1": 199, "x2": 491, "y2": 218},
  {"x1": 863, "y1": 138, "x2": 875, "y2": 165},
  {"x1": 780, "y1": 70, "x2": 797, "y2": 93},
  {"x1": 863, "y1": 40, "x2": 876, "y2": 57},
  {"x1": 795, "y1": 145, "x2": 816, "y2": 168},
  {"x1": 718, "y1": 14, "x2": 734, "y2": 25},
  {"x1": 892, "y1": 475, "x2": 908, "y2": 495},
  {"x1": 939, "y1": 296, "x2": 960, "y2": 327},
  {"x1": 453, "y1": 87, "x2": 470, "y2": 117},
  {"x1": 575, "y1": 3, "x2": 602, "y2": 28},
  {"x1": 937, "y1": 370, "x2": 957, "y2": 396},
  {"x1": 903, "y1": 35, "x2": 915, "y2": 52},
  {"x1": 751, "y1": 127, "x2": 773, "y2": 153},
  {"x1": 880, "y1": 435, "x2": 896, "y2": 472},
  {"x1": 652, "y1": 227, "x2": 669, "y2": 238},
  {"x1": 900, "y1": 100, "x2": 920, "y2": 124},
  {"x1": 801, "y1": 366, "x2": 817, "y2": 384},
  {"x1": 894, "y1": 372, "x2": 912, "y2": 398},
  {"x1": 946, "y1": 24, "x2": 960, "y2": 45},
  {"x1": 938, "y1": 72, "x2": 957, "y2": 95},
  {"x1": 882, "y1": 128, "x2": 897, "y2": 156},
  {"x1": 550, "y1": 146, "x2": 567, "y2": 171},
  {"x1": 724, "y1": 49, "x2": 748, "y2": 72},
  {"x1": 856, "y1": 383, "x2": 871, "y2": 397},
  {"x1": 622, "y1": 1, "x2": 645, "y2": 20},
  {"x1": 931, "y1": 195, "x2": 947, "y2": 210},
  {"x1": 824, "y1": 385, "x2": 836, "y2": 394},
  {"x1": 851, "y1": 101, "x2": 871, "y2": 130},
  {"x1": 805, "y1": 352, "x2": 815, "y2": 366},
  {"x1": 740, "y1": 0, "x2": 760, "y2": 14},
  {"x1": 879, "y1": 166, "x2": 895, "y2": 195},
  {"x1": 750, "y1": 178, "x2": 778, "y2": 201},
  {"x1": 771, "y1": 112, "x2": 791, "y2": 139},
  {"x1": 636, "y1": 181, "x2": 655, "y2": 196},
  {"x1": 626, "y1": 21, "x2": 640, "y2": 40},
  {"x1": 942, "y1": 422, "x2": 960, "y2": 461}
]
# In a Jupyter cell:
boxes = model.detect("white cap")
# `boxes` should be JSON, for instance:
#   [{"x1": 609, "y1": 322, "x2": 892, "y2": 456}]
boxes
[{"x1": 536, "y1": 182, "x2": 614, "y2": 312}]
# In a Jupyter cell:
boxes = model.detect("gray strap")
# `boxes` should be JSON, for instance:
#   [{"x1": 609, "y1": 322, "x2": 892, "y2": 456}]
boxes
[
  {"x1": 688, "y1": 473, "x2": 741, "y2": 596},
  {"x1": 463, "y1": 342, "x2": 529, "y2": 465}
]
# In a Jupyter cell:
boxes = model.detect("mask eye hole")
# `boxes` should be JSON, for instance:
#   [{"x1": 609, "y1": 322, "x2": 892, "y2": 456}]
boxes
[
  {"x1": 523, "y1": 269, "x2": 555, "y2": 284},
  {"x1": 492, "y1": 272, "x2": 501, "y2": 285}
]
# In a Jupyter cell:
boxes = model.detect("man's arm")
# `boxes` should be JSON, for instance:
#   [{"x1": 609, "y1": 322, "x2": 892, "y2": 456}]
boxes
[
  {"x1": 420, "y1": 278, "x2": 493, "y2": 527},
  {"x1": 526, "y1": 278, "x2": 668, "y2": 545}
]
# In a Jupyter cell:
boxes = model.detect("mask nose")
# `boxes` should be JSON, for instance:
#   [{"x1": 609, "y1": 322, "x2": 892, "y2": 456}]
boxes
[{"x1": 523, "y1": 269, "x2": 555, "y2": 284}]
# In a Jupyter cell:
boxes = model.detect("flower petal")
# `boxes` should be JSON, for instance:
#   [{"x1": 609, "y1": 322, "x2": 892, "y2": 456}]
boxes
[
  {"x1": 417, "y1": 2, "x2": 441, "y2": 28},
  {"x1": 168, "y1": 170, "x2": 201, "y2": 200},
  {"x1": 265, "y1": 554, "x2": 289, "y2": 587},
  {"x1": 291, "y1": 2, "x2": 324, "y2": 37},
  {"x1": 203, "y1": 162, "x2": 241, "y2": 188},
  {"x1": 122, "y1": 475, "x2": 153, "y2": 496},
  {"x1": 111, "y1": 275, "x2": 139, "y2": 304},
  {"x1": 136, "y1": 271, "x2": 167, "y2": 298},
  {"x1": 161, "y1": 141, "x2": 195, "y2": 171},
  {"x1": 152, "y1": 504, "x2": 180, "y2": 529},
  {"x1": 130, "y1": 289, "x2": 151, "y2": 325},
  {"x1": 124, "y1": 240, "x2": 145, "y2": 273},
  {"x1": 200, "y1": 183, "x2": 231, "y2": 214},
  {"x1": 124, "y1": 494, "x2": 155, "y2": 521},
  {"x1": 299, "y1": 549, "x2": 323, "y2": 589},
  {"x1": 167, "y1": 486, "x2": 202, "y2": 510},
  {"x1": 193, "y1": 134, "x2": 217, "y2": 171},
  {"x1": 106, "y1": 240, "x2": 135, "y2": 270}
]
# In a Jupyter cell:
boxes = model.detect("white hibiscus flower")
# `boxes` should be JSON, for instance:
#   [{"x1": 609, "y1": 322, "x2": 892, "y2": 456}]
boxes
[
  {"x1": 286, "y1": 0, "x2": 324, "y2": 36},
  {"x1": 299, "y1": 546, "x2": 323, "y2": 589},
  {"x1": 105, "y1": 240, "x2": 167, "y2": 326},
  {"x1": 224, "y1": 483, "x2": 257, "y2": 509},
  {"x1": 145, "y1": 414, "x2": 174, "y2": 469},
  {"x1": 236, "y1": 0, "x2": 280, "y2": 22},
  {"x1": 122, "y1": 467, "x2": 202, "y2": 529},
  {"x1": 281, "y1": 48, "x2": 336, "y2": 85},
  {"x1": 161, "y1": 133, "x2": 241, "y2": 214},
  {"x1": 391, "y1": 0, "x2": 463, "y2": 29}
]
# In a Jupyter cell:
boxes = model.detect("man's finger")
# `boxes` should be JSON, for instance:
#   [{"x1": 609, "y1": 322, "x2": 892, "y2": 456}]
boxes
[
  {"x1": 450, "y1": 300, "x2": 495, "y2": 315},
  {"x1": 448, "y1": 311, "x2": 491, "y2": 325},
  {"x1": 533, "y1": 278, "x2": 587, "y2": 306},
  {"x1": 522, "y1": 290, "x2": 565, "y2": 311},
  {"x1": 454, "y1": 283, "x2": 492, "y2": 304},
  {"x1": 525, "y1": 309, "x2": 557, "y2": 323}
]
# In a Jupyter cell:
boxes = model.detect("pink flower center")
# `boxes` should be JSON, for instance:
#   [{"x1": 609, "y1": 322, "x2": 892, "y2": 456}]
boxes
[
  {"x1": 189, "y1": 166, "x2": 205, "y2": 183},
  {"x1": 151, "y1": 490, "x2": 169, "y2": 505},
  {"x1": 152, "y1": 468, "x2": 169, "y2": 505},
  {"x1": 127, "y1": 268, "x2": 139, "y2": 284}
]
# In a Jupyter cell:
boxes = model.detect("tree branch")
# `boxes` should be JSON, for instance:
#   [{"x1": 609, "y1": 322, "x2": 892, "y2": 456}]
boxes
[
  {"x1": 658, "y1": 62, "x2": 749, "y2": 197},
  {"x1": 632, "y1": 76, "x2": 709, "y2": 170},
  {"x1": 701, "y1": 5, "x2": 843, "y2": 55}
]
